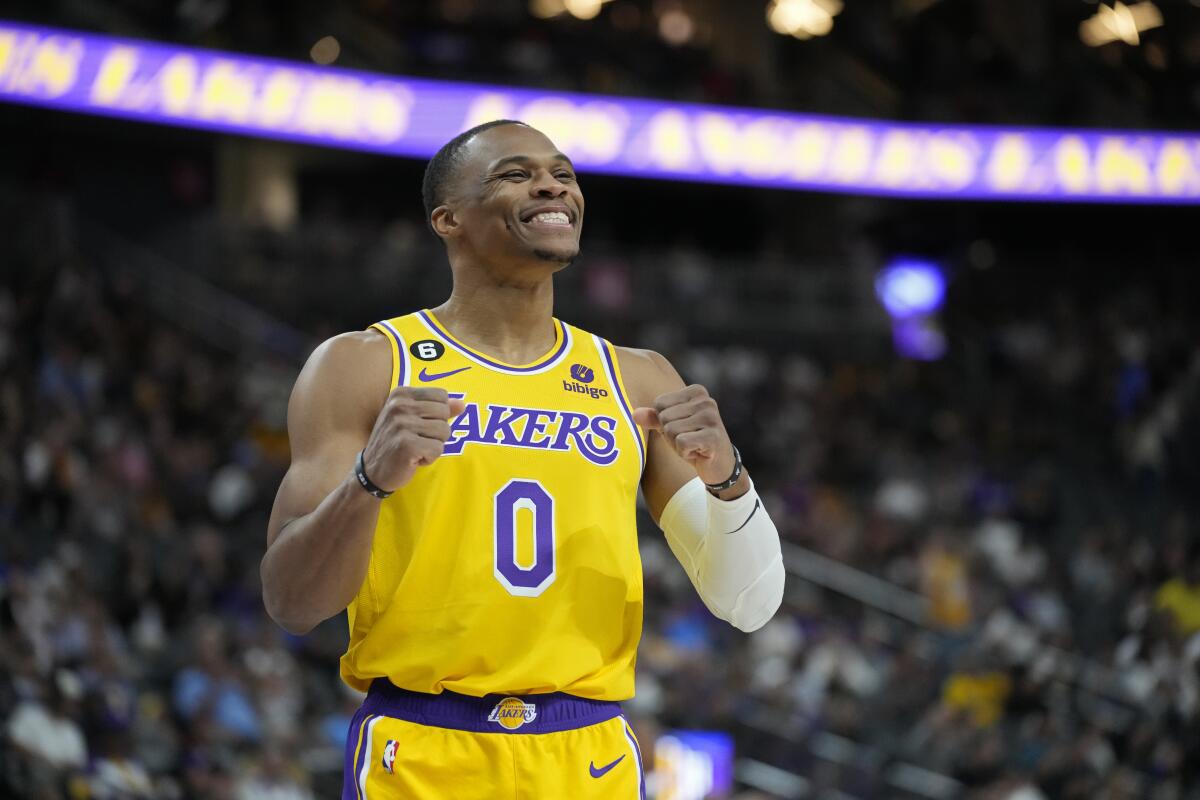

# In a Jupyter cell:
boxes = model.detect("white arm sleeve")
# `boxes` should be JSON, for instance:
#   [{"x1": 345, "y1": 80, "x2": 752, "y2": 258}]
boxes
[{"x1": 657, "y1": 477, "x2": 785, "y2": 632}]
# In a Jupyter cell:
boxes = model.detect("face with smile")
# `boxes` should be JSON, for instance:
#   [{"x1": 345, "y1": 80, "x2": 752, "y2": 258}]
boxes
[{"x1": 432, "y1": 124, "x2": 584, "y2": 272}]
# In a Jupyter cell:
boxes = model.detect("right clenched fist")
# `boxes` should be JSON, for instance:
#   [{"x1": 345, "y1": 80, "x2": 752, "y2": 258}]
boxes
[{"x1": 360, "y1": 387, "x2": 466, "y2": 493}]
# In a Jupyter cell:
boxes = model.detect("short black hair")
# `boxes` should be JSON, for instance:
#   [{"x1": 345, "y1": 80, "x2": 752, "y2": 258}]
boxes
[{"x1": 421, "y1": 119, "x2": 526, "y2": 234}]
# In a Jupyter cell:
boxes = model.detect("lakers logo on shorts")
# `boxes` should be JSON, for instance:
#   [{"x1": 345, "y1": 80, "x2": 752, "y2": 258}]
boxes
[{"x1": 487, "y1": 697, "x2": 538, "y2": 730}]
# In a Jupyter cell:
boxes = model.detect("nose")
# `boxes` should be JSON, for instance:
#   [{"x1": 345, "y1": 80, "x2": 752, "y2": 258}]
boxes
[{"x1": 530, "y1": 169, "x2": 568, "y2": 198}]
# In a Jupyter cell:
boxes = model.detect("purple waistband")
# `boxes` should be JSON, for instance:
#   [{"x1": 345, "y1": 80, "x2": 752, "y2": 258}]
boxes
[{"x1": 362, "y1": 680, "x2": 623, "y2": 735}]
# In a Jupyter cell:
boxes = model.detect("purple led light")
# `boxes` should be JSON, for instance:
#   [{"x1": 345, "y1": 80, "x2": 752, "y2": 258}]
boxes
[
  {"x1": 892, "y1": 317, "x2": 947, "y2": 361},
  {"x1": 2, "y1": 21, "x2": 1200, "y2": 202}
]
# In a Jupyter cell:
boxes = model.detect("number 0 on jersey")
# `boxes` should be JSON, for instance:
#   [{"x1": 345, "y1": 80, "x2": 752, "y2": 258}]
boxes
[{"x1": 494, "y1": 479, "x2": 556, "y2": 597}]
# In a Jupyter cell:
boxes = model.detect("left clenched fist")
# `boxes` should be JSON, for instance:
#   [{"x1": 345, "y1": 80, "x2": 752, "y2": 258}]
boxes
[{"x1": 632, "y1": 384, "x2": 735, "y2": 485}]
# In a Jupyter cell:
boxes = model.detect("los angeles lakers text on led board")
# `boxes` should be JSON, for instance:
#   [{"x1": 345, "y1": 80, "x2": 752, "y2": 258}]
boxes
[{"x1": 3, "y1": 21, "x2": 1199, "y2": 203}]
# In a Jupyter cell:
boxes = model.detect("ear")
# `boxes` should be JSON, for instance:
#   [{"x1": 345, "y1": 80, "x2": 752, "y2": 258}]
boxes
[{"x1": 431, "y1": 206, "x2": 459, "y2": 240}]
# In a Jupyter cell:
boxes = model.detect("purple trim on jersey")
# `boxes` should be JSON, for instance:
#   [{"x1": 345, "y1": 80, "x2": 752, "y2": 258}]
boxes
[
  {"x1": 620, "y1": 716, "x2": 646, "y2": 800},
  {"x1": 361, "y1": 679, "x2": 623, "y2": 734},
  {"x1": 341, "y1": 708, "x2": 374, "y2": 800},
  {"x1": 376, "y1": 320, "x2": 407, "y2": 388},
  {"x1": 418, "y1": 310, "x2": 570, "y2": 374},
  {"x1": 598, "y1": 338, "x2": 645, "y2": 473}
]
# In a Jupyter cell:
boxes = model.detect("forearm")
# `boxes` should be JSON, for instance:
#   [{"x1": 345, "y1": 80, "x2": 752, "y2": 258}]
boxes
[
  {"x1": 261, "y1": 474, "x2": 383, "y2": 634},
  {"x1": 659, "y1": 474, "x2": 785, "y2": 632}
]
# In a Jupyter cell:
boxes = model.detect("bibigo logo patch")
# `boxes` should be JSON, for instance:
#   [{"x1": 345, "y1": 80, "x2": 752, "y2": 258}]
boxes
[{"x1": 487, "y1": 697, "x2": 538, "y2": 730}]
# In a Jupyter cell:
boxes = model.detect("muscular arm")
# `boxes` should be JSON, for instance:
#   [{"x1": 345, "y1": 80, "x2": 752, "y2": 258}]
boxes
[
  {"x1": 261, "y1": 331, "x2": 391, "y2": 635},
  {"x1": 263, "y1": 330, "x2": 465, "y2": 635},
  {"x1": 617, "y1": 347, "x2": 784, "y2": 632}
]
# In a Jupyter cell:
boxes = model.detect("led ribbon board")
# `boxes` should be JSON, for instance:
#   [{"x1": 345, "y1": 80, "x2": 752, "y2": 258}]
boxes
[{"x1": 3, "y1": 20, "x2": 1200, "y2": 202}]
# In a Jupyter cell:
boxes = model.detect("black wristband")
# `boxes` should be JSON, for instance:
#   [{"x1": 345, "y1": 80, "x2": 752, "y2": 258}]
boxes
[
  {"x1": 354, "y1": 449, "x2": 394, "y2": 499},
  {"x1": 704, "y1": 445, "x2": 742, "y2": 495}
]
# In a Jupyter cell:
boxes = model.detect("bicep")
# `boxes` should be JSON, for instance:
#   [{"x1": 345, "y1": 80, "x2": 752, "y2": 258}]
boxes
[{"x1": 266, "y1": 333, "x2": 387, "y2": 546}]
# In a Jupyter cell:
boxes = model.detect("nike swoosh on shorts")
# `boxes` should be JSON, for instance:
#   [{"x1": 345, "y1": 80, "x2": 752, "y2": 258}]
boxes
[
  {"x1": 589, "y1": 754, "x2": 625, "y2": 778},
  {"x1": 417, "y1": 366, "x2": 471, "y2": 382}
]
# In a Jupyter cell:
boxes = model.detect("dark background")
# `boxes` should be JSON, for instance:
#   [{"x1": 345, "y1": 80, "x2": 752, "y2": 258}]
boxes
[{"x1": 2, "y1": 1, "x2": 1199, "y2": 798}]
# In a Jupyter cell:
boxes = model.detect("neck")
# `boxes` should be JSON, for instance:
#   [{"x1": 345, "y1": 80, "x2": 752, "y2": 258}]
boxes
[{"x1": 431, "y1": 265, "x2": 558, "y2": 364}]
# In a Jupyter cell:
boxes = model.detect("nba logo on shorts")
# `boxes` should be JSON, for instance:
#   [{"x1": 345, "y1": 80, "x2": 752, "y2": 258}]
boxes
[
  {"x1": 570, "y1": 363, "x2": 594, "y2": 383},
  {"x1": 488, "y1": 697, "x2": 538, "y2": 730},
  {"x1": 381, "y1": 740, "x2": 398, "y2": 774}
]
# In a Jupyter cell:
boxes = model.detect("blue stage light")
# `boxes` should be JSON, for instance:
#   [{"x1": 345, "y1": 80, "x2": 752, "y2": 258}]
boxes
[{"x1": 875, "y1": 258, "x2": 946, "y2": 318}]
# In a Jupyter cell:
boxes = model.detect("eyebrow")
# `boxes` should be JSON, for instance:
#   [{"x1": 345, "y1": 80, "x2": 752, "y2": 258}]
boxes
[{"x1": 488, "y1": 153, "x2": 575, "y2": 172}]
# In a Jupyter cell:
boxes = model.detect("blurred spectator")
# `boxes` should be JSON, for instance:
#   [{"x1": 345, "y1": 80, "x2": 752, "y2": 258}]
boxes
[
  {"x1": 172, "y1": 619, "x2": 262, "y2": 743},
  {"x1": 940, "y1": 657, "x2": 1011, "y2": 729},
  {"x1": 1155, "y1": 554, "x2": 1200, "y2": 637},
  {"x1": 920, "y1": 533, "x2": 973, "y2": 632},
  {"x1": 5, "y1": 669, "x2": 87, "y2": 795}
]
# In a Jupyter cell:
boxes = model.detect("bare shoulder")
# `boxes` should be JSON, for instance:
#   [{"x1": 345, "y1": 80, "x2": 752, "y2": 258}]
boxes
[
  {"x1": 305, "y1": 329, "x2": 391, "y2": 371},
  {"x1": 613, "y1": 345, "x2": 685, "y2": 408},
  {"x1": 299, "y1": 330, "x2": 391, "y2": 393},
  {"x1": 288, "y1": 330, "x2": 392, "y2": 441}
]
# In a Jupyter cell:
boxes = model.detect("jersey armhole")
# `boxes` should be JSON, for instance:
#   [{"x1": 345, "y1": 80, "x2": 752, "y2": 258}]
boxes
[
  {"x1": 369, "y1": 320, "x2": 409, "y2": 390},
  {"x1": 593, "y1": 334, "x2": 647, "y2": 475}
]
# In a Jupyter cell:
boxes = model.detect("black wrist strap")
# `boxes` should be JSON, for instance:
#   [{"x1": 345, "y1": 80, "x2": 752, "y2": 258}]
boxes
[
  {"x1": 354, "y1": 449, "x2": 394, "y2": 499},
  {"x1": 704, "y1": 445, "x2": 742, "y2": 495}
]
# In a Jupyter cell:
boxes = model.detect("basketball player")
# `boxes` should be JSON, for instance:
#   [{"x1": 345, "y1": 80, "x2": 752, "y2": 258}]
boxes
[{"x1": 261, "y1": 120, "x2": 785, "y2": 799}]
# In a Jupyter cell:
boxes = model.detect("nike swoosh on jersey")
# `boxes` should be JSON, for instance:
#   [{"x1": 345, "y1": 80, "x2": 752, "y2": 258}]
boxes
[
  {"x1": 589, "y1": 754, "x2": 625, "y2": 778},
  {"x1": 417, "y1": 366, "x2": 472, "y2": 382}
]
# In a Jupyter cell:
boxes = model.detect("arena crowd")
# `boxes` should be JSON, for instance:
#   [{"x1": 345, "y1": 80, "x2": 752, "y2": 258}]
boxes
[{"x1": 2, "y1": 188, "x2": 1198, "y2": 799}]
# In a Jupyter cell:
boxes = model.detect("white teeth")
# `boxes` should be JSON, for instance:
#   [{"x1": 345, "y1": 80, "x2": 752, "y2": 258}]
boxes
[{"x1": 531, "y1": 211, "x2": 570, "y2": 225}]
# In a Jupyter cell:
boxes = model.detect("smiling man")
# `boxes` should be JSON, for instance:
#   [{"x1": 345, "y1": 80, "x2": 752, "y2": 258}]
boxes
[{"x1": 260, "y1": 120, "x2": 785, "y2": 799}]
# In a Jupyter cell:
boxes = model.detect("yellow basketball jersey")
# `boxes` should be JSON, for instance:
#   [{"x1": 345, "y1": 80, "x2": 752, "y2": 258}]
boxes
[{"x1": 339, "y1": 310, "x2": 647, "y2": 701}]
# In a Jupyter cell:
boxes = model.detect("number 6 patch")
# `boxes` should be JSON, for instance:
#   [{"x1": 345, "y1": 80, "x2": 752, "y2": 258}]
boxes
[{"x1": 409, "y1": 339, "x2": 446, "y2": 361}]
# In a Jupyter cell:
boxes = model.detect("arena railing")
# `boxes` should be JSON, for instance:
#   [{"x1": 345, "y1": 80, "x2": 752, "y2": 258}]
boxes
[
  {"x1": 779, "y1": 540, "x2": 1141, "y2": 710},
  {"x1": 720, "y1": 539, "x2": 1150, "y2": 798},
  {"x1": 82, "y1": 221, "x2": 311, "y2": 361}
]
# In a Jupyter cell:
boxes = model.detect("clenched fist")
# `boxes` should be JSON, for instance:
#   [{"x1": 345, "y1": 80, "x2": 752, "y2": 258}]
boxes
[
  {"x1": 632, "y1": 384, "x2": 736, "y2": 486},
  {"x1": 361, "y1": 387, "x2": 466, "y2": 492}
]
